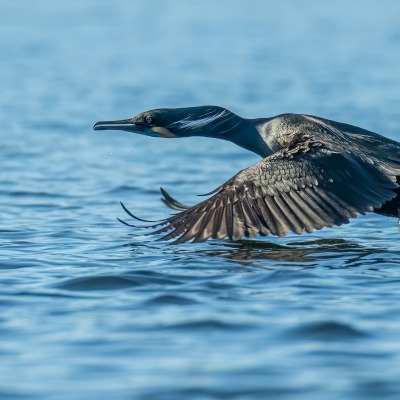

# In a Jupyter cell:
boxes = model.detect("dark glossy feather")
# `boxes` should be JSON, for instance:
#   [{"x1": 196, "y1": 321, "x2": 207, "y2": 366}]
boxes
[
  {"x1": 160, "y1": 187, "x2": 191, "y2": 211},
  {"x1": 119, "y1": 115, "x2": 400, "y2": 243}
]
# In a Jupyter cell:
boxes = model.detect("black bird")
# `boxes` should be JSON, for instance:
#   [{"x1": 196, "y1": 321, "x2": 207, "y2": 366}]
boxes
[{"x1": 93, "y1": 106, "x2": 400, "y2": 243}]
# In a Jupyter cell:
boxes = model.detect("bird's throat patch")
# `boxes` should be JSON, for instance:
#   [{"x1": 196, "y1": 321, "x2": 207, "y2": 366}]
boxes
[{"x1": 151, "y1": 127, "x2": 177, "y2": 138}]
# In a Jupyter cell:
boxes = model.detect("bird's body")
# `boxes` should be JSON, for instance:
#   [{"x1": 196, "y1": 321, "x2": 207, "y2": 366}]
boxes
[{"x1": 94, "y1": 106, "x2": 400, "y2": 243}]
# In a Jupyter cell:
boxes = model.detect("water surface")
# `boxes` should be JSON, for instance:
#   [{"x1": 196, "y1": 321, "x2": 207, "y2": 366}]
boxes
[{"x1": 1, "y1": 1, "x2": 400, "y2": 399}]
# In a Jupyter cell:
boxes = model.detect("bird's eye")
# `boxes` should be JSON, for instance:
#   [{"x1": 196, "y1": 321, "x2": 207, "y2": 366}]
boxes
[{"x1": 145, "y1": 115, "x2": 154, "y2": 124}]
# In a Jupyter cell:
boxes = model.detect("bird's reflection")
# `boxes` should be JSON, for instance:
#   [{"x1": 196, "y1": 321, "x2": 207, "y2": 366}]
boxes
[
  {"x1": 200, "y1": 238, "x2": 366, "y2": 268},
  {"x1": 124, "y1": 235, "x2": 396, "y2": 270}
]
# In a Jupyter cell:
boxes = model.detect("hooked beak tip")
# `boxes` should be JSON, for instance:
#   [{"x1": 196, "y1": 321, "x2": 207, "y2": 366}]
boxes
[{"x1": 93, "y1": 121, "x2": 113, "y2": 131}]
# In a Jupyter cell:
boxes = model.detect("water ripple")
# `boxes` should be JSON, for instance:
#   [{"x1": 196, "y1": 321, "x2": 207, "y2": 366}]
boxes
[
  {"x1": 287, "y1": 321, "x2": 369, "y2": 341},
  {"x1": 3, "y1": 1, "x2": 400, "y2": 399}
]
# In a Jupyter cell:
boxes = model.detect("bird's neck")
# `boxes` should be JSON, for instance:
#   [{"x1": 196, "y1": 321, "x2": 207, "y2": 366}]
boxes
[
  {"x1": 224, "y1": 117, "x2": 274, "y2": 158},
  {"x1": 191, "y1": 112, "x2": 275, "y2": 158}
]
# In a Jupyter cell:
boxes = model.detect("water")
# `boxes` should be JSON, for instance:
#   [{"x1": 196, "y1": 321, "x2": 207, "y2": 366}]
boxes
[{"x1": 1, "y1": 1, "x2": 400, "y2": 398}]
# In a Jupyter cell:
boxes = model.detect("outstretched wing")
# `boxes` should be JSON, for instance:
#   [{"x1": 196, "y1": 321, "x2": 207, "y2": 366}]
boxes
[
  {"x1": 160, "y1": 187, "x2": 191, "y2": 211},
  {"x1": 125, "y1": 140, "x2": 400, "y2": 244}
]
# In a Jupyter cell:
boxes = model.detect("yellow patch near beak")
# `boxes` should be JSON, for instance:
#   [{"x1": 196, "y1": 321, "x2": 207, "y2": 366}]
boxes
[{"x1": 151, "y1": 127, "x2": 177, "y2": 138}]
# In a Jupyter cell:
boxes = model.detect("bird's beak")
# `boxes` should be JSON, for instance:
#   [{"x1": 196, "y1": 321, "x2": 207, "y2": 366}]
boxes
[
  {"x1": 93, "y1": 119, "x2": 138, "y2": 131},
  {"x1": 93, "y1": 119, "x2": 161, "y2": 137}
]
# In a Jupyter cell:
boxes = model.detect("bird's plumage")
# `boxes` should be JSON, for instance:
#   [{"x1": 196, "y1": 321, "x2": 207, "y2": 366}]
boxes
[{"x1": 94, "y1": 108, "x2": 400, "y2": 243}]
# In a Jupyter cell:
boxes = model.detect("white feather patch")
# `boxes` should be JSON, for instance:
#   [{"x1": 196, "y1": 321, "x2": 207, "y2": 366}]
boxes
[{"x1": 168, "y1": 109, "x2": 232, "y2": 131}]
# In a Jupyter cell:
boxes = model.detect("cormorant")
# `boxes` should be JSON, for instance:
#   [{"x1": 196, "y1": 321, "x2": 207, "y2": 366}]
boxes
[{"x1": 93, "y1": 106, "x2": 400, "y2": 243}]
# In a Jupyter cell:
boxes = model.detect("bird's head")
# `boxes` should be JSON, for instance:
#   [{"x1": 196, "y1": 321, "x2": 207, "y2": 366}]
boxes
[
  {"x1": 93, "y1": 105, "x2": 245, "y2": 139},
  {"x1": 94, "y1": 105, "x2": 272, "y2": 157}
]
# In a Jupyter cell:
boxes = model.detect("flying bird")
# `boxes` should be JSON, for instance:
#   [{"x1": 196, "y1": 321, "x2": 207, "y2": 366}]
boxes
[{"x1": 93, "y1": 106, "x2": 400, "y2": 243}]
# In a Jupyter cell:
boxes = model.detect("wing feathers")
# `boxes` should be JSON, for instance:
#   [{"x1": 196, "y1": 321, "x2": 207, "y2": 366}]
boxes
[
  {"x1": 252, "y1": 197, "x2": 272, "y2": 235},
  {"x1": 263, "y1": 196, "x2": 290, "y2": 237},
  {"x1": 241, "y1": 198, "x2": 260, "y2": 237},
  {"x1": 121, "y1": 141, "x2": 399, "y2": 243}
]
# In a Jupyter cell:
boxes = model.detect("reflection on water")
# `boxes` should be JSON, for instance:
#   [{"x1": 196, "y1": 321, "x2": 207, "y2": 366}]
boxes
[
  {"x1": 205, "y1": 238, "x2": 394, "y2": 267},
  {"x1": 124, "y1": 235, "x2": 399, "y2": 270}
]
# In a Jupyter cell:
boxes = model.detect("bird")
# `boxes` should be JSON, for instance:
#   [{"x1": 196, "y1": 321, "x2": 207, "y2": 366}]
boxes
[{"x1": 93, "y1": 106, "x2": 400, "y2": 244}]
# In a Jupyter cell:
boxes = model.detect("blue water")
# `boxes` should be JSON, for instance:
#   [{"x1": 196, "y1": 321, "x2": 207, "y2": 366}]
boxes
[{"x1": 2, "y1": 1, "x2": 400, "y2": 399}]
